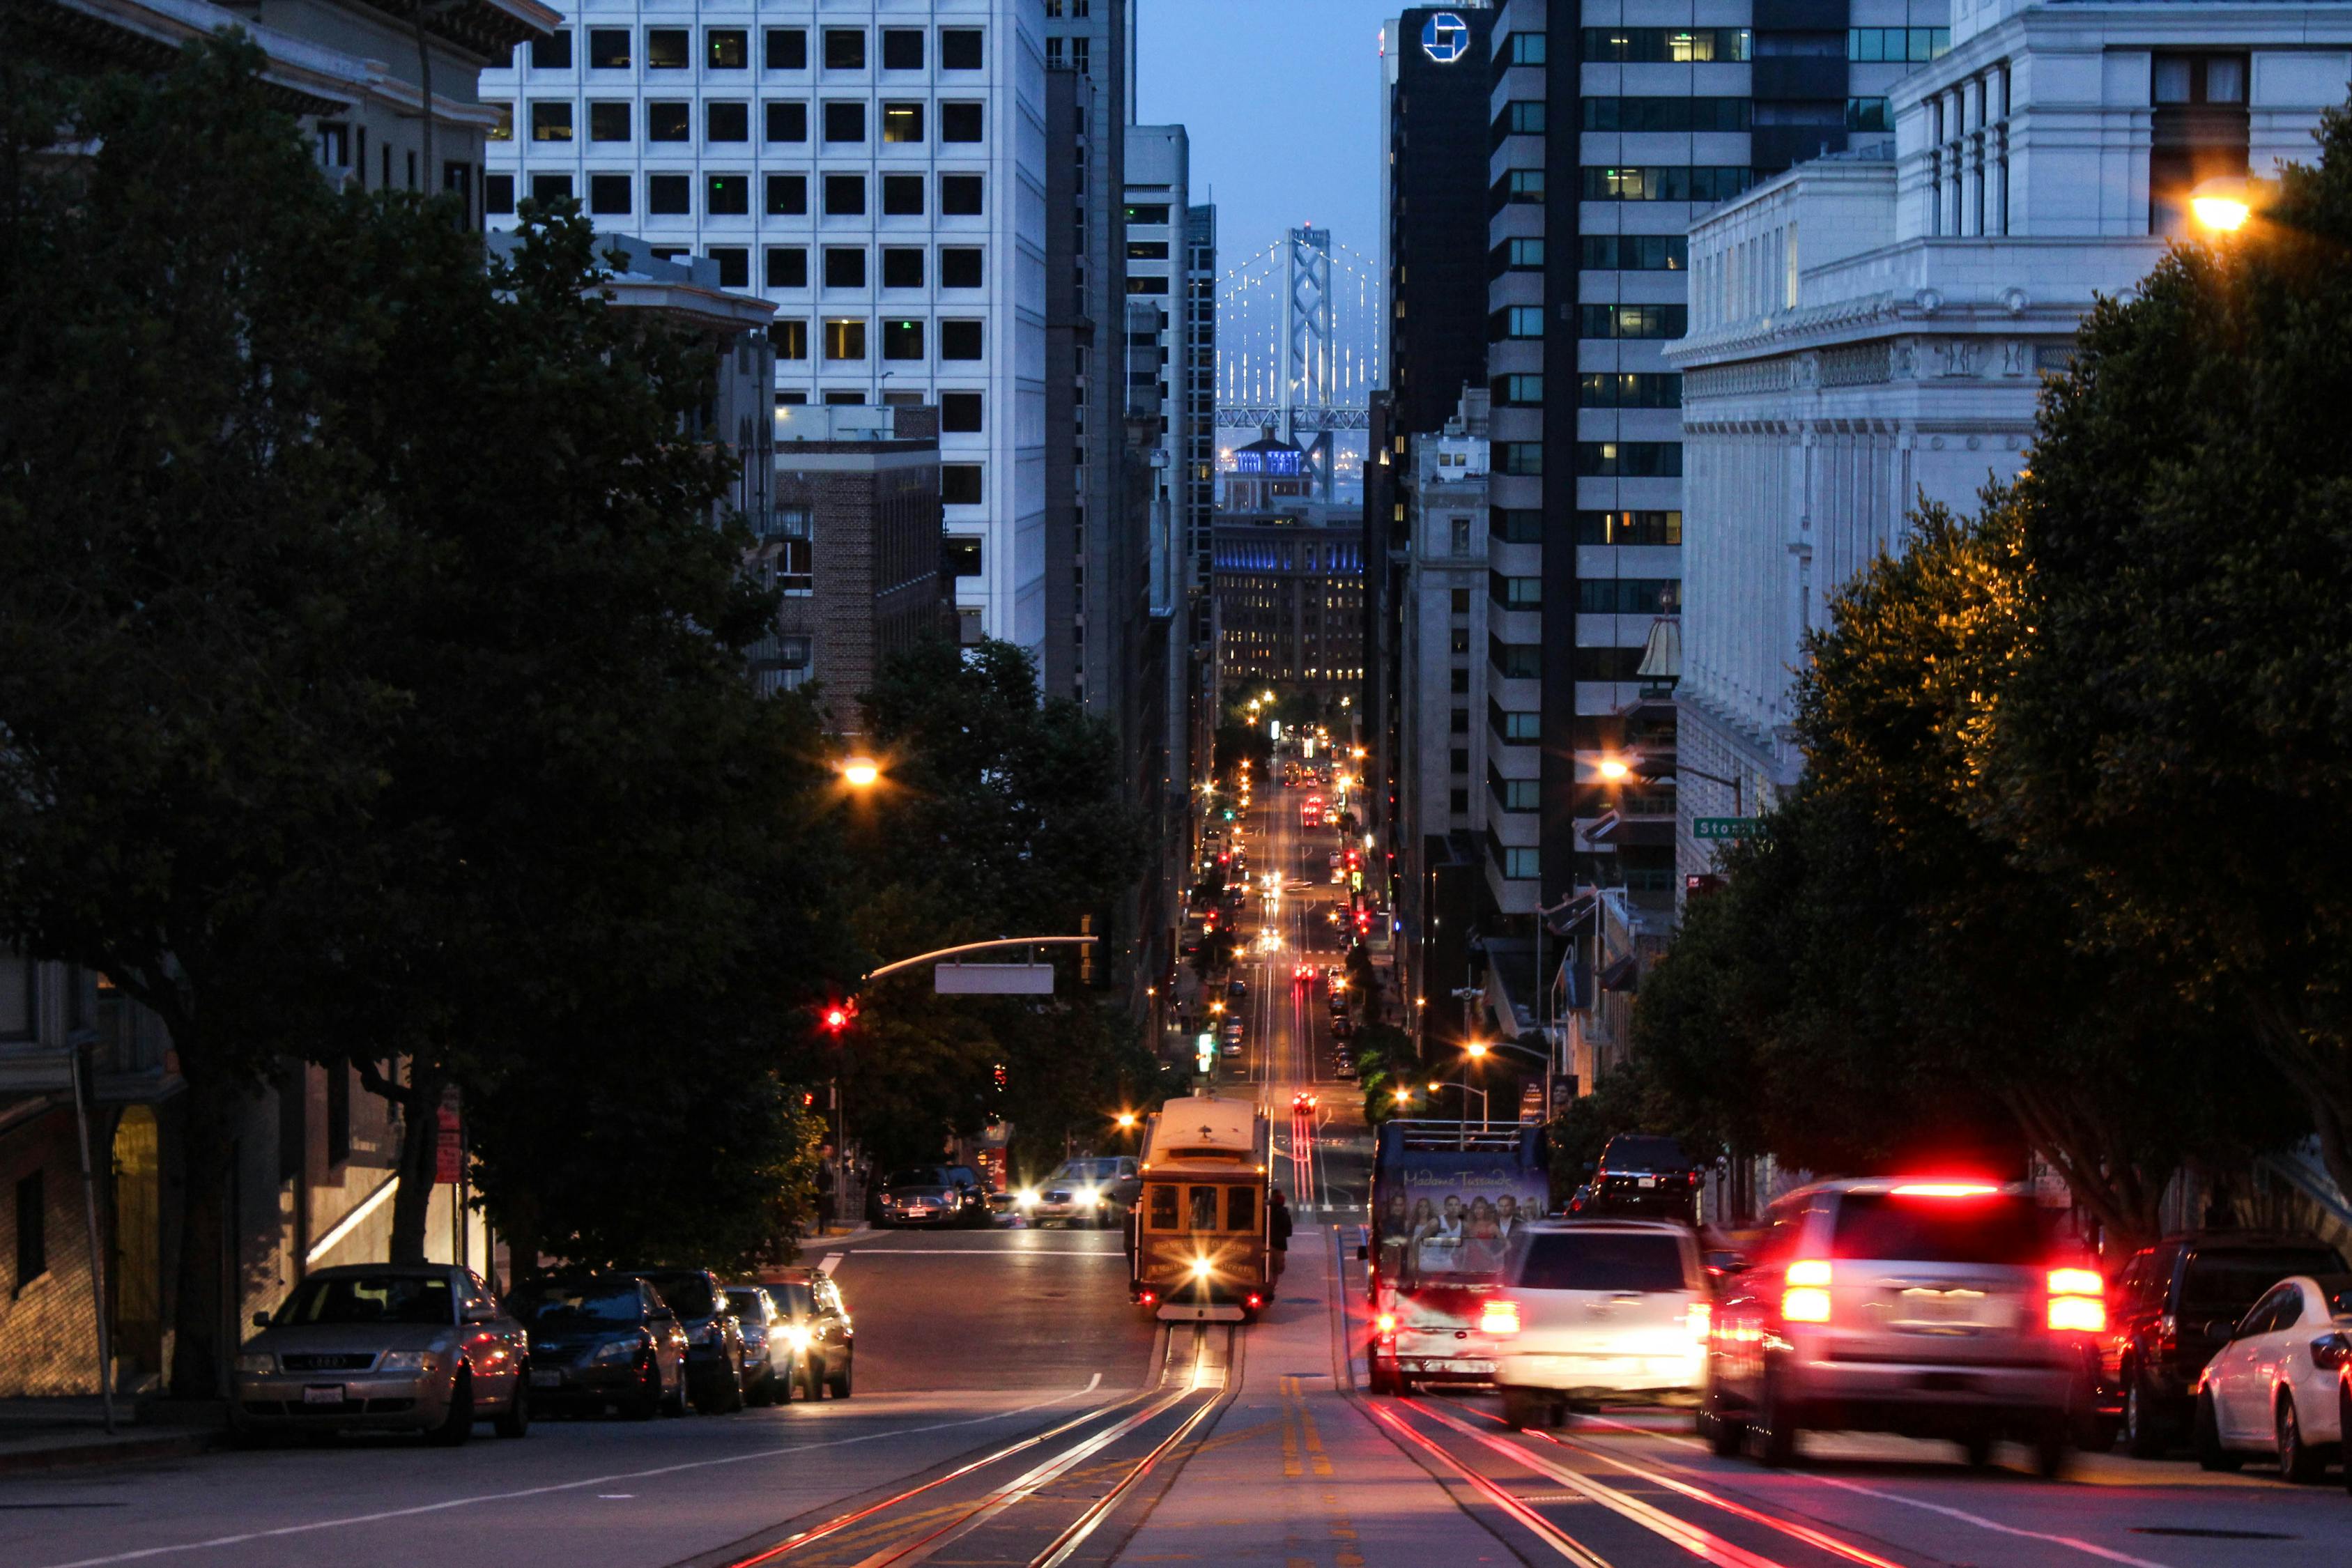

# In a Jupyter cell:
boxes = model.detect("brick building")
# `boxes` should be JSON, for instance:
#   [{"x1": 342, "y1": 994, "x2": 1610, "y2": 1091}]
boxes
[
  {"x1": 760, "y1": 403, "x2": 948, "y2": 728},
  {"x1": 1211, "y1": 516, "x2": 1367, "y2": 713}
]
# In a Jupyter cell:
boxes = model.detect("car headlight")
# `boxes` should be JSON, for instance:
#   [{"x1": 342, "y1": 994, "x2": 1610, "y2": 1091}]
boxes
[
  {"x1": 588, "y1": 1337, "x2": 642, "y2": 1366},
  {"x1": 1015, "y1": 1187, "x2": 1040, "y2": 1208},
  {"x1": 233, "y1": 1353, "x2": 274, "y2": 1375},
  {"x1": 378, "y1": 1351, "x2": 438, "y2": 1374},
  {"x1": 781, "y1": 1325, "x2": 814, "y2": 1354}
]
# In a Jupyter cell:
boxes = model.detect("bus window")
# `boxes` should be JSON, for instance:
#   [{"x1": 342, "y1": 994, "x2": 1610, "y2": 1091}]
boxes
[
  {"x1": 1148, "y1": 1184, "x2": 1179, "y2": 1230},
  {"x1": 1226, "y1": 1186, "x2": 1258, "y2": 1233},
  {"x1": 1188, "y1": 1187, "x2": 1217, "y2": 1231}
]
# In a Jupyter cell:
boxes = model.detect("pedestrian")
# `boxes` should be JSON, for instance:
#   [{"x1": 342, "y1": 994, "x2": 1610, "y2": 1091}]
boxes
[{"x1": 1268, "y1": 1187, "x2": 1294, "y2": 1292}]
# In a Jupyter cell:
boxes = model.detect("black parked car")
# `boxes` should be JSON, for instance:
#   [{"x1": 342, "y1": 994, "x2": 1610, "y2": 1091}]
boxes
[
  {"x1": 621, "y1": 1268, "x2": 746, "y2": 1413},
  {"x1": 2090, "y1": 1229, "x2": 2349, "y2": 1455},
  {"x1": 760, "y1": 1267, "x2": 856, "y2": 1400},
  {"x1": 1583, "y1": 1135, "x2": 1702, "y2": 1222},
  {"x1": 505, "y1": 1274, "x2": 689, "y2": 1420},
  {"x1": 722, "y1": 1286, "x2": 789, "y2": 1406},
  {"x1": 870, "y1": 1165, "x2": 992, "y2": 1228}
]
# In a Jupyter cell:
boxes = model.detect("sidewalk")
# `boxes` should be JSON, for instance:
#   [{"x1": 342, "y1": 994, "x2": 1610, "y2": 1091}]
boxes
[
  {"x1": 1110, "y1": 1226, "x2": 1488, "y2": 1568},
  {"x1": 0, "y1": 1396, "x2": 224, "y2": 1475}
]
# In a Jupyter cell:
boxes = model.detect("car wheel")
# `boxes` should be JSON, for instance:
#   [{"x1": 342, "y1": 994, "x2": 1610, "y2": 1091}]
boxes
[
  {"x1": 2340, "y1": 1386, "x2": 2352, "y2": 1496},
  {"x1": 723, "y1": 1355, "x2": 747, "y2": 1414},
  {"x1": 2276, "y1": 1392, "x2": 2323, "y2": 1484},
  {"x1": 745, "y1": 1368, "x2": 776, "y2": 1408},
  {"x1": 2122, "y1": 1368, "x2": 2167, "y2": 1459},
  {"x1": 827, "y1": 1353, "x2": 853, "y2": 1400},
  {"x1": 1960, "y1": 1431, "x2": 1996, "y2": 1469},
  {"x1": 661, "y1": 1362, "x2": 690, "y2": 1417},
  {"x1": 429, "y1": 1365, "x2": 474, "y2": 1447},
  {"x1": 2195, "y1": 1388, "x2": 2243, "y2": 1472},
  {"x1": 2031, "y1": 1416, "x2": 2069, "y2": 1479},
  {"x1": 624, "y1": 1355, "x2": 662, "y2": 1420},
  {"x1": 495, "y1": 1372, "x2": 532, "y2": 1439},
  {"x1": 1366, "y1": 1360, "x2": 1399, "y2": 1397},
  {"x1": 1700, "y1": 1397, "x2": 1745, "y2": 1459},
  {"x1": 1500, "y1": 1388, "x2": 1537, "y2": 1431},
  {"x1": 802, "y1": 1355, "x2": 826, "y2": 1401},
  {"x1": 1753, "y1": 1368, "x2": 1799, "y2": 1468}
]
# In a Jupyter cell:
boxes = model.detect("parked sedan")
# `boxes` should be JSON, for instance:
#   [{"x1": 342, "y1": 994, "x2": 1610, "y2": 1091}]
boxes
[
  {"x1": 2195, "y1": 1272, "x2": 2352, "y2": 1482},
  {"x1": 760, "y1": 1268, "x2": 855, "y2": 1399},
  {"x1": 231, "y1": 1264, "x2": 529, "y2": 1445},
  {"x1": 723, "y1": 1286, "x2": 788, "y2": 1406},
  {"x1": 507, "y1": 1275, "x2": 689, "y2": 1419},
  {"x1": 1022, "y1": 1157, "x2": 1142, "y2": 1227},
  {"x1": 622, "y1": 1268, "x2": 745, "y2": 1413}
]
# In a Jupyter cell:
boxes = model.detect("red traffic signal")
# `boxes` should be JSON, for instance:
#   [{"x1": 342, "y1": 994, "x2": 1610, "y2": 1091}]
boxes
[{"x1": 821, "y1": 1001, "x2": 856, "y2": 1033}]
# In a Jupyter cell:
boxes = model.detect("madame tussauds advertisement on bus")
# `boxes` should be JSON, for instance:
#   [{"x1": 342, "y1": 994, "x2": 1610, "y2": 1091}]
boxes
[{"x1": 1372, "y1": 1155, "x2": 1550, "y2": 1286}]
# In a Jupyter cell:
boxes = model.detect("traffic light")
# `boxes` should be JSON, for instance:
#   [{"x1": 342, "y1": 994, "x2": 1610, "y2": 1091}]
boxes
[
  {"x1": 821, "y1": 1000, "x2": 856, "y2": 1034},
  {"x1": 1222, "y1": 808, "x2": 1236, "y2": 821}
]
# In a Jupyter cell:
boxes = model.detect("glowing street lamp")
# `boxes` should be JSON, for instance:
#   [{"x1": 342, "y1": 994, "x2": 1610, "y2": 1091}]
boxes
[
  {"x1": 1115, "y1": 1111, "x2": 1138, "y2": 1130},
  {"x1": 1596, "y1": 758, "x2": 1632, "y2": 783},
  {"x1": 2190, "y1": 175, "x2": 2253, "y2": 233},
  {"x1": 1465, "y1": 1040, "x2": 1490, "y2": 1061},
  {"x1": 840, "y1": 755, "x2": 882, "y2": 789}
]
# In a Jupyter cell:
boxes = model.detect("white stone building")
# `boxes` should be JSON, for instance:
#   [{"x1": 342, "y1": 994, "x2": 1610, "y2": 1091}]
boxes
[
  {"x1": 480, "y1": 1, "x2": 1047, "y2": 655},
  {"x1": 1667, "y1": 0, "x2": 2352, "y2": 882}
]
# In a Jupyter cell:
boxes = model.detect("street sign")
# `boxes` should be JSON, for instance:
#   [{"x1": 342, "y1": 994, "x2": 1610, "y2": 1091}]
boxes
[
  {"x1": 1693, "y1": 817, "x2": 1760, "y2": 840},
  {"x1": 936, "y1": 963, "x2": 1056, "y2": 995}
]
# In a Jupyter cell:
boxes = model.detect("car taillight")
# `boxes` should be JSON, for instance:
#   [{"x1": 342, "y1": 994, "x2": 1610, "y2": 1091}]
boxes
[
  {"x1": 1245, "y1": 1293, "x2": 1264, "y2": 1310},
  {"x1": 1138, "y1": 1291, "x2": 1156, "y2": 1307},
  {"x1": 1374, "y1": 1312, "x2": 1398, "y2": 1335},
  {"x1": 2311, "y1": 1332, "x2": 2351, "y2": 1371},
  {"x1": 1783, "y1": 1259, "x2": 1832, "y2": 1323},
  {"x1": 2046, "y1": 1267, "x2": 2105, "y2": 1333},
  {"x1": 1477, "y1": 1300, "x2": 1521, "y2": 1336}
]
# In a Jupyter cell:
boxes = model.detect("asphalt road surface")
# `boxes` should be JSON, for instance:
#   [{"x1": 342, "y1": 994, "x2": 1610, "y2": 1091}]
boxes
[{"x1": 8, "y1": 778, "x2": 2347, "y2": 1567}]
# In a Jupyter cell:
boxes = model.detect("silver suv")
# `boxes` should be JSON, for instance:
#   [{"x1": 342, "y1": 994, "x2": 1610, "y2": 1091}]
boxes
[
  {"x1": 1701, "y1": 1179, "x2": 2093, "y2": 1476},
  {"x1": 1488, "y1": 1220, "x2": 1709, "y2": 1431}
]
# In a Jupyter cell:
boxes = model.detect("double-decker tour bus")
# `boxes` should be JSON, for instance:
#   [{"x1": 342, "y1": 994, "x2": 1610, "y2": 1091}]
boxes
[
  {"x1": 1364, "y1": 1120, "x2": 1551, "y2": 1394},
  {"x1": 1130, "y1": 1092, "x2": 1273, "y2": 1321}
]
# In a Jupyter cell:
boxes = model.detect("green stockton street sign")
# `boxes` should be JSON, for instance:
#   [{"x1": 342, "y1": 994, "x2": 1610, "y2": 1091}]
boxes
[{"x1": 1693, "y1": 817, "x2": 1760, "y2": 840}]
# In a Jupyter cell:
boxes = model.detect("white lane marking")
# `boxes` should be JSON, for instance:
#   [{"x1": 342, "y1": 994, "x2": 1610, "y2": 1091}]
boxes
[
  {"x1": 1797, "y1": 1475, "x2": 2176, "y2": 1568},
  {"x1": 836, "y1": 1249, "x2": 1123, "y2": 1257},
  {"x1": 31, "y1": 1387, "x2": 1105, "y2": 1568},
  {"x1": 595, "y1": 1494, "x2": 633, "y2": 1500},
  {"x1": 1083, "y1": 1373, "x2": 1102, "y2": 1393},
  {"x1": 818, "y1": 1253, "x2": 844, "y2": 1276}
]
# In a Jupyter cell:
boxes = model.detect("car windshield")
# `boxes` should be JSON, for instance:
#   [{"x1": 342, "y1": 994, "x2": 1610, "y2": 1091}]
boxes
[
  {"x1": 509, "y1": 1282, "x2": 642, "y2": 1326},
  {"x1": 770, "y1": 1282, "x2": 815, "y2": 1316},
  {"x1": 724, "y1": 1289, "x2": 770, "y2": 1322},
  {"x1": 886, "y1": 1167, "x2": 949, "y2": 1188},
  {"x1": 1516, "y1": 1232, "x2": 1690, "y2": 1292},
  {"x1": 640, "y1": 1274, "x2": 716, "y2": 1317},
  {"x1": 278, "y1": 1273, "x2": 452, "y2": 1326},
  {"x1": 1830, "y1": 1193, "x2": 2045, "y2": 1263},
  {"x1": 1601, "y1": 1137, "x2": 1689, "y2": 1171},
  {"x1": 1052, "y1": 1160, "x2": 1120, "y2": 1183},
  {"x1": 2183, "y1": 1250, "x2": 2346, "y2": 1314}
]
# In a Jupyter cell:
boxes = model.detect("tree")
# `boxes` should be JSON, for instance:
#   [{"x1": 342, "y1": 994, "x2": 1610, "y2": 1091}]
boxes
[{"x1": 1985, "y1": 105, "x2": 2352, "y2": 1202}]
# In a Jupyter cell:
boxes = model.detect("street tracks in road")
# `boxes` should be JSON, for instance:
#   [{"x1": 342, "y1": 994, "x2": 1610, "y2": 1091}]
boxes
[{"x1": 695, "y1": 1324, "x2": 1238, "y2": 1568}]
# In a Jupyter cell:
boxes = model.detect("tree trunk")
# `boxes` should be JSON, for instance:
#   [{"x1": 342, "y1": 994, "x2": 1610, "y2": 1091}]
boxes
[
  {"x1": 387, "y1": 1061, "x2": 446, "y2": 1264},
  {"x1": 167, "y1": 1069, "x2": 238, "y2": 1399}
]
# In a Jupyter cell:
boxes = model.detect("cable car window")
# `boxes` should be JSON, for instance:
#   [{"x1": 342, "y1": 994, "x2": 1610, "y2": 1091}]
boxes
[
  {"x1": 1148, "y1": 1184, "x2": 1178, "y2": 1230},
  {"x1": 1188, "y1": 1187, "x2": 1217, "y2": 1231},
  {"x1": 1226, "y1": 1186, "x2": 1258, "y2": 1233}
]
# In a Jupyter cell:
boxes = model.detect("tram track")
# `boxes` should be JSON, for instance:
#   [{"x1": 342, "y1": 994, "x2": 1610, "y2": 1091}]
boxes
[{"x1": 697, "y1": 1323, "x2": 1240, "y2": 1568}]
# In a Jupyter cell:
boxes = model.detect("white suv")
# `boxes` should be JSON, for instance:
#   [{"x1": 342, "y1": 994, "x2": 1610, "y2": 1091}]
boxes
[{"x1": 1486, "y1": 1220, "x2": 1710, "y2": 1430}]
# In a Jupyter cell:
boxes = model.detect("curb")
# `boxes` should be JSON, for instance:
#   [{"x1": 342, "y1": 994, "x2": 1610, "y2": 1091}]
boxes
[{"x1": 0, "y1": 1430, "x2": 224, "y2": 1476}]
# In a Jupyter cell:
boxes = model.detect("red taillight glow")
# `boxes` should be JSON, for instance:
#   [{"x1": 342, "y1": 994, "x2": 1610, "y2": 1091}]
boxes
[
  {"x1": 1138, "y1": 1291, "x2": 1157, "y2": 1307},
  {"x1": 1245, "y1": 1293, "x2": 1264, "y2": 1310},
  {"x1": 1477, "y1": 1300, "x2": 1522, "y2": 1336},
  {"x1": 1889, "y1": 1182, "x2": 2000, "y2": 1198},
  {"x1": 1374, "y1": 1312, "x2": 1399, "y2": 1335},
  {"x1": 1783, "y1": 1259, "x2": 1832, "y2": 1323},
  {"x1": 1687, "y1": 1301, "x2": 1712, "y2": 1346},
  {"x1": 2047, "y1": 1267, "x2": 2105, "y2": 1333}
]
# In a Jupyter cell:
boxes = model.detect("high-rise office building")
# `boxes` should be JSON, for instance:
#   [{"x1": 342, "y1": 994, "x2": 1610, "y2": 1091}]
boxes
[{"x1": 479, "y1": 3, "x2": 1047, "y2": 654}]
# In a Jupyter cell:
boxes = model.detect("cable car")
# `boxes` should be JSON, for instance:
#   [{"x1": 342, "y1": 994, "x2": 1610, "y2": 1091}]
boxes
[{"x1": 1129, "y1": 1092, "x2": 1272, "y2": 1321}]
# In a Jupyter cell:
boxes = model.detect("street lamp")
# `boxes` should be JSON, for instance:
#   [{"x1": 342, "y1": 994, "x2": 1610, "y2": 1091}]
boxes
[
  {"x1": 1596, "y1": 758, "x2": 1632, "y2": 783},
  {"x1": 840, "y1": 755, "x2": 882, "y2": 790},
  {"x1": 1115, "y1": 1111, "x2": 1138, "y2": 1130},
  {"x1": 2190, "y1": 175, "x2": 2254, "y2": 233},
  {"x1": 1465, "y1": 1040, "x2": 1490, "y2": 1061}
]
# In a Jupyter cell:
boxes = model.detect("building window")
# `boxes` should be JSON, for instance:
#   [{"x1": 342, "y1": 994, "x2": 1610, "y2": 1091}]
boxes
[
  {"x1": 771, "y1": 320, "x2": 809, "y2": 360},
  {"x1": 707, "y1": 27, "x2": 747, "y2": 69},
  {"x1": 881, "y1": 247, "x2": 923, "y2": 288},
  {"x1": 824, "y1": 318, "x2": 866, "y2": 360},
  {"x1": 1583, "y1": 97, "x2": 1751, "y2": 132},
  {"x1": 1578, "y1": 372, "x2": 1682, "y2": 408},
  {"x1": 1491, "y1": 574, "x2": 1542, "y2": 610},
  {"x1": 767, "y1": 247, "x2": 808, "y2": 288},
  {"x1": 532, "y1": 29, "x2": 571, "y2": 70},
  {"x1": 589, "y1": 101, "x2": 629, "y2": 141},
  {"x1": 1491, "y1": 508, "x2": 1542, "y2": 544},
  {"x1": 944, "y1": 536, "x2": 982, "y2": 576},
  {"x1": 1492, "y1": 705, "x2": 1541, "y2": 741},
  {"x1": 824, "y1": 29, "x2": 866, "y2": 70},
  {"x1": 1489, "y1": 638, "x2": 1542, "y2": 679},
  {"x1": 530, "y1": 102, "x2": 572, "y2": 141},
  {"x1": 941, "y1": 463, "x2": 984, "y2": 505},
  {"x1": 1581, "y1": 27, "x2": 1751, "y2": 63},
  {"x1": 646, "y1": 29, "x2": 689, "y2": 69},
  {"x1": 647, "y1": 102, "x2": 689, "y2": 141},
  {"x1": 824, "y1": 175, "x2": 866, "y2": 215},
  {"x1": 1575, "y1": 442, "x2": 1682, "y2": 477},
  {"x1": 767, "y1": 174, "x2": 808, "y2": 215},
  {"x1": 707, "y1": 102, "x2": 748, "y2": 142},
  {"x1": 941, "y1": 392, "x2": 983, "y2": 433},
  {"x1": 824, "y1": 101, "x2": 866, "y2": 143},
  {"x1": 1450, "y1": 709, "x2": 1470, "y2": 734},
  {"x1": 882, "y1": 174, "x2": 925, "y2": 215},
  {"x1": 1576, "y1": 577, "x2": 1680, "y2": 615},
  {"x1": 588, "y1": 28, "x2": 629, "y2": 69},
  {"x1": 530, "y1": 174, "x2": 572, "y2": 203},
  {"x1": 1495, "y1": 237, "x2": 1544, "y2": 271},
  {"x1": 481, "y1": 107, "x2": 507, "y2": 146},
  {"x1": 1497, "y1": 442, "x2": 1544, "y2": 476},
  {"x1": 15, "y1": 1169, "x2": 45, "y2": 1286},
  {"x1": 765, "y1": 29, "x2": 807, "y2": 71},
  {"x1": 767, "y1": 635, "x2": 813, "y2": 691},
  {"x1": 824, "y1": 246, "x2": 866, "y2": 288},
  {"x1": 707, "y1": 175, "x2": 750, "y2": 216},
  {"x1": 1579, "y1": 303, "x2": 1688, "y2": 339},
  {"x1": 766, "y1": 102, "x2": 807, "y2": 143},
  {"x1": 1502, "y1": 31, "x2": 1546, "y2": 66},
  {"x1": 1497, "y1": 305, "x2": 1544, "y2": 340},
  {"x1": 1581, "y1": 166, "x2": 1755, "y2": 203},
  {"x1": 939, "y1": 247, "x2": 983, "y2": 288},
  {"x1": 940, "y1": 28, "x2": 984, "y2": 70},
  {"x1": 1847, "y1": 27, "x2": 1950, "y2": 62},
  {"x1": 940, "y1": 319, "x2": 983, "y2": 360},
  {"x1": 1579, "y1": 234, "x2": 1686, "y2": 271},
  {"x1": 882, "y1": 319, "x2": 925, "y2": 360},
  {"x1": 708, "y1": 247, "x2": 749, "y2": 288},
  {"x1": 1498, "y1": 169, "x2": 1544, "y2": 205},
  {"x1": 1491, "y1": 771, "x2": 1540, "y2": 811},
  {"x1": 1847, "y1": 97, "x2": 1891, "y2": 132},
  {"x1": 1500, "y1": 846, "x2": 1541, "y2": 879},
  {"x1": 1450, "y1": 747, "x2": 1470, "y2": 774},
  {"x1": 1494, "y1": 374, "x2": 1544, "y2": 406},
  {"x1": 882, "y1": 103, "x2": 924, "y2": 144},
  {"x1": 1500, "y1": 100, "x2": 1546, "y2": 137},
  {"x1": 882, "y1": 29, "x2": 925, "y2": 70},
  {"x1": 940, "y1": 174, "x2": 983, "y2": 215},
  {"x1": 588, "y1": 173, "x2": 631, "y2": 215},
  {"x1": 485, "y1": 174, "x2": 514, "y2": 215},
  {"x1": 941, "y1": 102, "x2": 984, "y2": 144},
  {"x1": 1576, "y1": 510, "x2": 1682, "y2": 546}
]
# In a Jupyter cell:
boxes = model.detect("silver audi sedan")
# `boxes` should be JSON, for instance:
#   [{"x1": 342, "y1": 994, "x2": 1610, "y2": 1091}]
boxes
[{"x1": 231, "y1": 1263, "x2": 530, "y2": 1444}]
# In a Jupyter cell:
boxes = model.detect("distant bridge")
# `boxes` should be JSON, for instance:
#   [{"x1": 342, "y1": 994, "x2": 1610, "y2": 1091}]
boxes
[
  {"x1": 1210, "y1": 406, "x2": 1370, "y2": 433},
  {"x1": 1215, "y1": 229, "x2": 1381, "y2": 496}
]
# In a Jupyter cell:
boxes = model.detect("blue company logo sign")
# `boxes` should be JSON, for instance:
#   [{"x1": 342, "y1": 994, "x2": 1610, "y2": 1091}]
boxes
[{"x1": 1420, "y1": 10, "x2": 1471, "y2": 63}]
